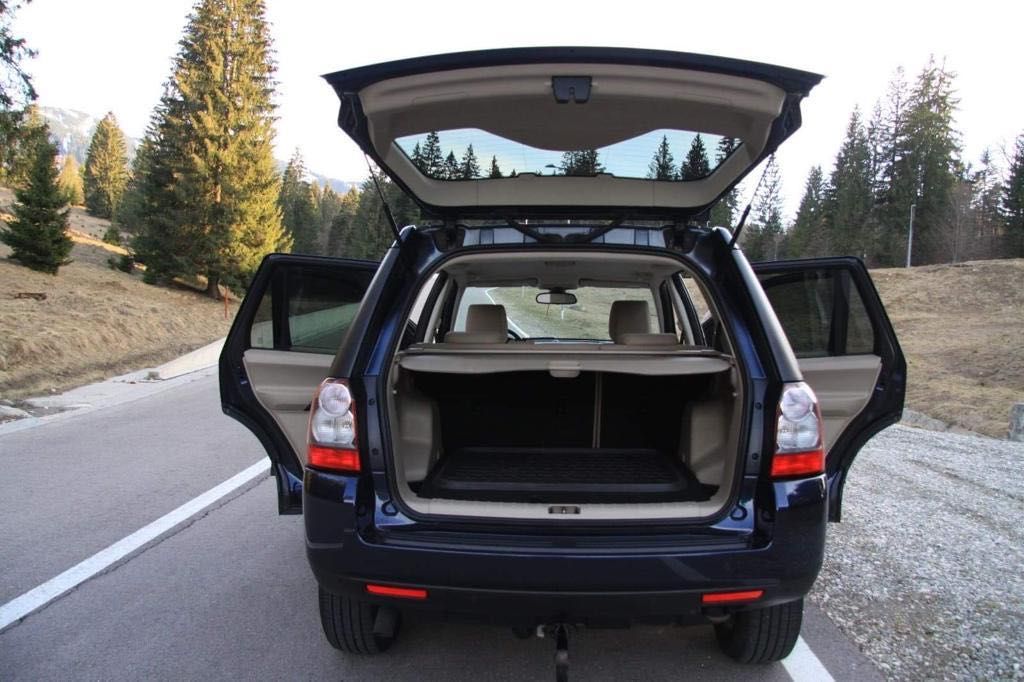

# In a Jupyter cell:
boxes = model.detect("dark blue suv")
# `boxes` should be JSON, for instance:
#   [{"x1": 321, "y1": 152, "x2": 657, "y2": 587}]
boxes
[{"x1": 220, "y1": 48, "x2": 905, "y2": 667}]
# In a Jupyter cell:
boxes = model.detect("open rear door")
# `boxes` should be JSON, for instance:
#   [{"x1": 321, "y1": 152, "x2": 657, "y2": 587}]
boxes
[
  {"x1": 220, "y1": 254, "x2": 377, "y2": 513},
  {"x1": 754, "y1": 257, "x2": 905, "y2": 521}
]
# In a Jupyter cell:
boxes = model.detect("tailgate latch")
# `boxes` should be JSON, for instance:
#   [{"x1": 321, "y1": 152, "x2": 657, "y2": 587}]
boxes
[{"x1": 552, "y1": 76, "x2": 592, "y2": 104}]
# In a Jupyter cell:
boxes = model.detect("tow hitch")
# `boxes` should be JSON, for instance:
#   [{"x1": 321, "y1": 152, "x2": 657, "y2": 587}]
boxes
[{"x1": 536, "y1": 623, "x2": 571, "y2": 682}]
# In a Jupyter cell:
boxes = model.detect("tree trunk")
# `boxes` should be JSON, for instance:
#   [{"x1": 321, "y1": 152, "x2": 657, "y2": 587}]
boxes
[{"x1": 206, "y1": 273, "x2": 221, "y2": 300}]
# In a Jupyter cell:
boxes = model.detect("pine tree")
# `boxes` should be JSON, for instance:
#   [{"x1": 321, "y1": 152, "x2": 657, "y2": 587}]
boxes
[
  {"x1": 966, "y1": 149, "x2": 1005, "y2": 259},
  {"x1": 133, "y1": 0, "x2": 287, "y2": 296},
  {"x1": 904, "y1": 57, "x2": 962, "y2": 264},
  {"x1": 420, "y1": 132, "x2": 444, "y2": 177},
  {"x1": 443, "y1": 151, "x2": 460, "y2": 180},
  {"x1": 742, "y1": 156, "x2": 783, "y2": 261},
  {"x1": 559, "y1": 149, "x2": 604, "y2": 175},
  {"x1": 823, "y1": 108, "x2": 875, "y2": 257},
  {"x1": 56, "y1": 155, "x2": 84, "y2": 205},
  {"x1": 680, "y1": 134, "x2": 711, "y2": 180},
  {"x1": 872, "y1": 67, "x2": 916, "y2": 265},
  {"x1": 409, "y1": 142, "x2": 424, "y2": 171},
  {"x1": 460, "y1": 144, "x2": 480, "y2": 179},
  {"x1": 788, "y1": 165, "x2": 826, "y2": 257},
  {"x1": 4, "y1": 104, "x2": 46, "y2": 188},
  {"x1": 709, "y1": 137, "x2": 739, "y2": 227},
  {"x1": 488, "y1": 155, "x2": 503, "y2": 179},
  {"x1": 326, "y1": 187, "x2": 360, "y2": 257},
  {"x1": 1, "y1": 131, "x2": 72, "y2": 274},
  {"x1": 315, "y1": 183, "x2": 344, "y2": 243},
  {"x1": 647, "y1": 135, "x2": 676, "y2": 180},
  {"x1": 0, "y1": 0, "x2": 37, "y2": 183},
  {"x1": 279, "y1": 149, "x2": 320, "y2": 253},
  {"x1": 1004, "y1": 134, "x2": 1024, "y2": 257},
  {"x1": 83, "y1": 112, "x2": 129, "y2": 219}
]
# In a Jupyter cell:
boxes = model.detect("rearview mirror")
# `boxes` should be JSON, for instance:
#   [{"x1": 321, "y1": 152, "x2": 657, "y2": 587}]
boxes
[{"x1": 536, "y1": 290, "x2": 577, "y2": 305}]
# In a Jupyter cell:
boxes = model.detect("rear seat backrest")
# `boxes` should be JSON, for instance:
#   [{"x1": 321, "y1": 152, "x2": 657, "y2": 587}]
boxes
[
  {"x1": 444, "y1": 304, "x2": 508, "y2": 344},
  {"x1": 608, "y1": 300, "x2": 679, "y2": 346}
]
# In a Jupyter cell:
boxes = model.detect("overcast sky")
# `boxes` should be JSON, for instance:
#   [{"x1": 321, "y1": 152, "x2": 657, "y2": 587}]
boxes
[{"x1": 14, "y1": 0, "x2": 1024, "y2": 219}]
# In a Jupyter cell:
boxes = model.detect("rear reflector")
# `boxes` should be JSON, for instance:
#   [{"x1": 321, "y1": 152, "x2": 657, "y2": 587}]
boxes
[
  {"x1": 365, "y1": 584, "x2": 428, "y2": 600},
  {"x1": 770, "y1": 449, "x2": 825, "y2": 478},
  {"x1": 308, "y1": 445, "x2": 361, "y2": 473},
  {"x1": 701, "y1": 589, "x2": 764, "y2": 605}
]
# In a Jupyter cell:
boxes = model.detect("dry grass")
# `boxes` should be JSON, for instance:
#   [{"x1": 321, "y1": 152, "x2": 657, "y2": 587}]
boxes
[
  {"x1": 871, "y1": 259, "x2": 1024, "y2": 438},
  {"x1": 1, "y1": 191, "x2": 237, "y2": 400}
]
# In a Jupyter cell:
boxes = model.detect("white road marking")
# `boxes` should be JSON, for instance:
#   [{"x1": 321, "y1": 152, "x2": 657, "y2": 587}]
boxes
[
  {"x1": 0, "y1": 459, "x2": 270, "y2": 632},
  {"x1": 783, "y1": 636, "x2": 836, "y2": 682}
]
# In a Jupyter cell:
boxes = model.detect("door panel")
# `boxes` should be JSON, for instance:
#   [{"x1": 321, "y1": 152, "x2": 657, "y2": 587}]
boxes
[
  {"x1": 754, "y1": 257, "x2": 905, "y2": 520},
  {"x1": 243, "y1": 350, "x2": 333, "y2": 466},
  {"x1": 220, "y1": 254, "x2": 378, "y2": 514},
  {"x1": 799, "y1": 355, "x2": 880, "y2": 451}
]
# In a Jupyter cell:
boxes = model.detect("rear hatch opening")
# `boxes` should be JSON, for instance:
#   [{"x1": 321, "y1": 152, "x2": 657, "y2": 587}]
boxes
[{"x1": 381, "y1": 251, "x2": 746, "y2": 522}]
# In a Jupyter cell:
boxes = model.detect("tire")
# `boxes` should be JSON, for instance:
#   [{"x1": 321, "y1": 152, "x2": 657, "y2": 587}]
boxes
[
  {"x1": 318, "y1": 587, "x2": 400, "y2": 654},
  {"x1": 714, "y1": 598, "x2": 803, "y2": 664}
]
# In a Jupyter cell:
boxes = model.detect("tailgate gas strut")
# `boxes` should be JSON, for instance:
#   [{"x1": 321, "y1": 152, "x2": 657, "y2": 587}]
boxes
[
  {"x1": 726, "y1": 157, "x2": 773, "y2": 250},
  {"x1": 364, "y1": 154, "x2": 403, "y2": 243}
]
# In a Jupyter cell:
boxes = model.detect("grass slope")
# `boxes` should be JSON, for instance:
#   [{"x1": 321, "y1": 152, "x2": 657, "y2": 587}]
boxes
[{"x1": 1, "y1": 188, "x2": 238, "y2": 401}]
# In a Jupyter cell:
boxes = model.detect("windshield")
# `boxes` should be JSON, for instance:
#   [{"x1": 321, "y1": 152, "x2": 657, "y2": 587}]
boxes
[{"x1": 455, "y1": 286, "x2": 659, "y2": 340}]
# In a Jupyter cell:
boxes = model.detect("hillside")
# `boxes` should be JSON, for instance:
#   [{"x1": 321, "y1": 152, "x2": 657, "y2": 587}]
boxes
[
  {"x1": 871, "y1": 259, "x2": 1024, "y2": 438},
  {"x1": 0, "y1": 188, "x2": 238, "y2": 401}
]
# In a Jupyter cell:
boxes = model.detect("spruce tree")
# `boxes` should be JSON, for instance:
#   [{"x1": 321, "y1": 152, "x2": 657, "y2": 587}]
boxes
[
  {"x1": 823, "y1": 108, "x2": 875, "y2": 257},
  {"x1": 647, "y1": 135, "x2": 676, "y2": 180},
  {"x1": 279, "y1": 149, "x2": 320, "y2": 253},
  {"x1": 0, "y1": 0, "x2": 37, "y2": 183},
  {"x1": 56, "y1": 155, "x2": 84, "y2": 205},
  {"x1": 135, "y1": 0, "x2": 287, "y2": 296},
  {"x1": 872, "y1": 67, "x2": 916, "y2": 265},
  {"x1": 1004, "y1": 134, "x2": 1024, "y2": 257},
  {"x1": 4, "y1": 104, "x2": 46, "y2": 188},
  {"x1": 326, "y1": 187, "x2": 360, "y2": 257},
  {"x1": 488, "y1": 155, "x2": 503, "y2": 179},
  {"x1": 788, "y1": 165, "x2": 826, "y2": 257},
  {"x1": 83, "y1": 112, "x2": 129, "y2": 219},
  {"x1": 680, "y1": 134, "x2": 711, "y2": 180},
  {"x1": 420, "y1": 132, "x2": 444, "y2": 177},
  {"x1": 443, "y1": 151, "x2": 460, "y2": 180},
  {"x1": 316, "y1": 183, "x2": 344, "y2": 241},
  {"x1": 743, "y1": 156, "x2": 783, "y2": 260},
  {"x1": 709, "y1": 137, "x2": 739, "y2": 227},
  {"x1": 966, "y1": 149, "x2": 1005, "y2": 259},
  {"x1": 904, "y1": 57, "x2": 962, "y2": 264},
  {"x1": 409, "y1": 142, "x2": 424, "y2": 171},
  {"x1": 1, "y1": 131, "x2": 72, "y2": 274},
  {"x1": 460, "y1": 144, "x2": 480, "y2": 179},
  {"x1": 559, "y1": 149, "x2": 604, "y2": 175}
]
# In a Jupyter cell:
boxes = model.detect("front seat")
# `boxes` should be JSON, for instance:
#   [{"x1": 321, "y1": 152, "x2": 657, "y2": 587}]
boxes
[
  {"x1": 444, "y1": 304, "x2": 509, "y2": 344},
  {"x1": 607, "y1": 300, "x2": 679, "y2": 346}
]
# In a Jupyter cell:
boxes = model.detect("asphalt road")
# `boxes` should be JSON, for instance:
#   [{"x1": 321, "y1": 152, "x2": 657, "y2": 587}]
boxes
[{"x1": 0, "y1": 373, "x2": 882, "y2": 680}]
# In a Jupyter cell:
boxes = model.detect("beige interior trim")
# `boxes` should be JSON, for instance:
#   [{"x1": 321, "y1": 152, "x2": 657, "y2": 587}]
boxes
[
  {"x1": 243, "y1": 349, "x2": 331, "y2": 465},
  {"x1": 798, "y1": 354, "x2": 881, "y2": 452},
  {"x1": 358, "y1": 62, "x2": 786, "y2": 209},
  {"x1": 398, "y1": 347, "x2": 731, "y2": 376}
]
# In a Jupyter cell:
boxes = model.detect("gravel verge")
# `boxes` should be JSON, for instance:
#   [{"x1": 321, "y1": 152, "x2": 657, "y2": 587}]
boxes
[{"x1": 811, "y1": 424, "x2": 1024, "y2": 680}]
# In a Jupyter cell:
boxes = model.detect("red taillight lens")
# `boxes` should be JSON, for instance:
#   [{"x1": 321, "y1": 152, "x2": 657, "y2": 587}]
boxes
[
  {"x1": 308, "y1": 445, "x2": 361, "y2": 473},
  {"x1": 701, "y1": 589, "x2": 764, "y2": 605},
  {"x1": 771, "y1": 382, "x2": 826, "y2": 480},
  {"x1": 307, "y1": 378, "x2": 361, "y2": 474},
  {"x1": 770, "y1": 449, "x2": 825, "y2": 478},
  {"x1": 366, "y1": 584, "x2": 428, "y2": 600}
]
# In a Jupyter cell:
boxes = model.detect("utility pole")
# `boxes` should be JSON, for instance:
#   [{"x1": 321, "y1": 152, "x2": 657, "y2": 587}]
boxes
[{"x1": 905, "y1": 203, "x2": 916, "y2": 268}]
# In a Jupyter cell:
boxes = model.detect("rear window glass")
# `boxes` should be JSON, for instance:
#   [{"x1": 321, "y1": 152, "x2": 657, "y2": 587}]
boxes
[
  {"x1": 758, "y1": 269, "x2": 875, "y2": 358},
  {"x1": 396, "y1": 129, "x2": 739, "y2": 181},
  {"x1": 455, "y1": 286, "x2": 659, "y2": 340}
]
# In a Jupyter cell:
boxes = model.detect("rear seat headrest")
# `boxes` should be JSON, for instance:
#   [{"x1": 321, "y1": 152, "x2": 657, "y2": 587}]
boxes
[
  {"x1": 444, "y1": 304, "x2": 508, "y2": 344},
  {"x1": 608, "y1": 300, "x2": 651, "y2": 342}
]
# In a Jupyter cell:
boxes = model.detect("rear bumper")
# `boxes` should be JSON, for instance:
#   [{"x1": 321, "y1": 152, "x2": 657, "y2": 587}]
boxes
[{"x1": 303, "y1": 471, "x2": 827, "y2": 625}]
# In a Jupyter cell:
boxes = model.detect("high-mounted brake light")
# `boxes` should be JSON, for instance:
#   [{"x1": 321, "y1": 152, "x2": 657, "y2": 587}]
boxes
[
  {"x1": 307, "y1": 378, "x2": 361, "y2": 473},
  {"x1": 770, "y1": 382, "x2": 825, "y2": 479}
]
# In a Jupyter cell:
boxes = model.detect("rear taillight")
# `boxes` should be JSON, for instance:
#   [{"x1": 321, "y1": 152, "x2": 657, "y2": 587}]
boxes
[
  {"x1": 307, "y1": 378, "x2": 360, "y2": 474},
  {"x1": 770, "y1": 382, "x2": 825, "y2": 479}
]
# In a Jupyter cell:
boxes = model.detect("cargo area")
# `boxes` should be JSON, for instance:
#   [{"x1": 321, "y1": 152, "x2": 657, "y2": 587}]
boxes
[{"x1": 387, "y1": 353, "x2": 743, "y2": 520}]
